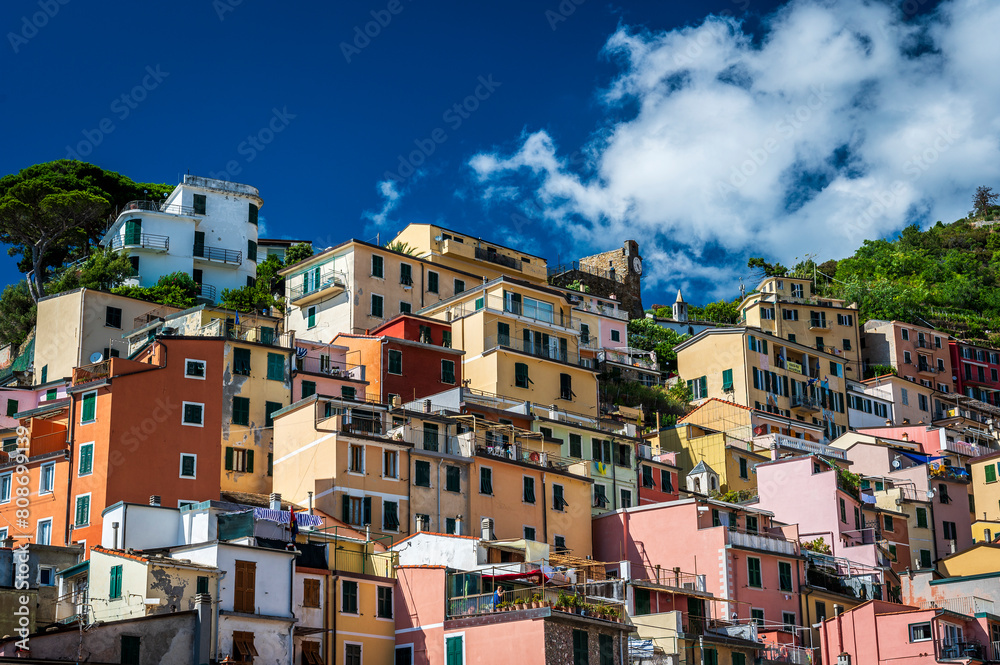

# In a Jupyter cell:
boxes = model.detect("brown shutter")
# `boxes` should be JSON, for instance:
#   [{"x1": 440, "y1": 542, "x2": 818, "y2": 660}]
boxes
[{"x1": 234, "y1": 561, "x2": 256, "y2": 613}]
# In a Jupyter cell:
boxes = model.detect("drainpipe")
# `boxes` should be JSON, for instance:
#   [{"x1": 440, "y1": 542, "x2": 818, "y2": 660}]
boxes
[
  {"x1": 540, "y1": 472, "x2": 548, "y2": 545},
  {"x1": 288, "y1": 552, "x2": 296, "y2": 665},
  {"x1": 330, "y1": 574, "x2": 339, "y2": 665},
  {"x1": 437, "y1": 460, "x2": 444, "y2": 532},
  {"x1": 63, "y1": 393, "x2": 77, "y2": 547},
  {"x1": 213, "y1": 570, "x2": 227, "y2": 661}
]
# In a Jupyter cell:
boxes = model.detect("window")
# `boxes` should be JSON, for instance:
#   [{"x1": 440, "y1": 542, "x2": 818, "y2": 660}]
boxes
[
  {"x1": 569, "y1": 433, "x2": 582, "y2": 458},
  {"x1": 301, "y1": 578, "x2": 321, "y2": 608},
  {"x1": 399, "y1": 301, "x2": 412, "y2": 314},
  {"x1": 593, "y1": 484, "x2": 608, "y2": 508},
  {"x1": 377, "y1": 586, "x2": 393, "y2": 618},
  {"x1": 939, "y1": 483, "x2": 950, "y2": 504},
  {"x1": 553, "y1": 483, "x2": 567, "y2": 510},
  {"x1": 688, "y1": 375, "x2": 708, "y2": 399},
  {"x1": 78, "y1": 442, "x2": 94, "y2": 476},
  {"x1": 247, "y1": 240, "x2": 257, "y2": 262},
  {"x1": 883, "y1": 515, "x2": 894, "y2": 532},
  {"x1": 399, "y1": 263, "x2": 413, "y2": 286},
  {"x1": 383, "y1": 500, "x2": 400, "y2": 531},
  {"x1": 739, "y1": 457, "x2": 748, "y2": 479},
  {"x1": 843, "y1": 338, "x2": 852, "y2": 351},
  {"x1": 620, "y1": 488, "x2": 632, "y2": 509},
  {"x1": 732, "y1": 654, "x2": 746, "y2": 665},
  {"x1": 454, "y1": 278, "x2": 465, "y2": 293},
  {"x1": 5, "y1": 398, "x2": 17, "y2": 417},
  {"x1": 446, "y1": 466, "x2": 461, "y2": 492},
  {"x1": 837, "y1": 314, "x2": 853, "y2": 326},
  {"x1": 661, "y1": 469, "x2": 673, "y2": 493},
  {"x1": 816, "y1": 336, "x2": 825, "y2": 351},
  {"x1": 232, "y1": 396, "x2": 251, "y2": 426},
  {"x1": 40, "y1": 463, "x2": 55, "y2": 493},
  {"x1": 110, "y1": 564, "x2": 123, "y2": 599},
  {"x1": 610, "y1": 329, "x2": 621, "y2": 342},
  {"x1": 761, "y1": 307, "x2": 775, "y2": 320},
  {"x1": 73, "y1": 493, "x2": 92, "y2": 527},
  {"x1": 642, "y1": 465, "x2": 655, "y2": 488},
  {"x1": 265, "y1": 353, "x2": 284, "y2": 381},
  {"x1": 105, "y1": 306, "x2": 122, "y2": 329},
  {"x1": 480, "y1": 467, "x2": 493, "y2": 494},
  {"x1": 233, "y1": 632, "x2": 259, "y2": 664},
  {"x1": 299, "y1": 381, "x2": 316, "y2": 400},
  {"x1": 523, "y1": 476, "x2": 536, "y2": 503},
  {"x1": 515, "y1": 362, "x2": 531, "y2": 388},
  {"x1": 915, "y1": 506, "x2": 928, "y2": 528},
  {"x1": 751, "y1": 608, "x2": 765, "y2": 626},
  {"x1": 426, "y1": 271, "x2": 439, "y2": 293},
  {"x1": 524, "y1": 525, "x2": 536, "y2": 540},
  {"x1": 745, "y1": 515, "x2": 758, "y2": 533},
  {"x1": 560, "y1": 373, "x2": 573, "y2": 400},
  {"x1": 791, "y1": 283, "x2": 804, "y2": 297},
  {"x1": 388, "y1": 349, "x2": 403, "y2": 375},
  {"x1": 781, "y1": 611, "x2": 797, "y2": 629},
  {"x1": 304, "y1": 305, "x2": 317, "y2": 329},
  {"x1": 592, "y1": 438, "x2": 611, "y2": 464},
  {"x1": 36, "y1": 519, "x2": 51, "y2": 545},
  {"x1": 722, "y1": 368, "x2": 734, "y2": 391},
  {"x1": 704, "y1": 647, "x2": 719, "y2": 665},
  {"x1": 599, "y1": 634, "x2": 613, "y2": 665},
  {"x1": 573, "y1": 629, "x2": 589, "y2": 665},
  {"x1": 986, "y1": 464, "x2": 998, "y2": 483},
  {"x1": 554, "y1": 535, "x2": 567, "y2": 552},
  {"x1": 224, "y1": 447, "x2": 255, "y2": 473},
  {"x1": 441, "y1": 359, "x2": 456, "y2": 384},
  {"x1": 180, "y1": 454, "x2": 197, "y2": 478},
  {"x1": 185, "y1": 359, "x2": 206, "y2": 379},
  {"x1": 371, "y1": 294, "x2": 384, "y2": 318},
  {"x1": 909, "y1": 622, "x2": 932, "y2": 641},
  {"x1": 341, "y1": 579, "x2": 359, "y2": 614},
  {"x1": 349, "y1": 444, "x2": 364, "y2": 473},
  {"x1": 81, "y1": 391, "x2": 97, "y2": 423},
  {"x1": 919, "y1": 549, "x2": 932, "y2": 568},
  {"x1": 747, "y1": 557, "x2": 762, "y2": 588},
  {"x1": 232, "y1": 347, "x2": 251, "y2": 375},
  {"x1": 442, "y1": 330, "x2": 452, "y2": 348},
  {"x1": 384, "y1": 449, "x2": 399, "y2": 479},
  {"x1": 415, "y1": 461, "x2": 431, "y2": 487},
  {"x1": 372, "y1": 254, "x2": 384, "y2": 278},
  {"x1": 778, "y1": 561, "x2": 793, "y2": 592},
  {"x1": 782, "y1": 308, "x2": 799, "y2": 321},
  {"x1": 942, "y1": 521, "x2": 957, "y2": 540},
  {"x1": 446, "y1": 635, "x2": 464, "y2": 665},
  {"x1": 423, "y1": 423, "x2": 439, "y2": 451}
]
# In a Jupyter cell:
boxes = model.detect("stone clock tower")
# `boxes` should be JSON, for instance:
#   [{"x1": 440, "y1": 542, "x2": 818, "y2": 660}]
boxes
[{"x1": 549, "y1": 240, "x2": 645, "y2": 318}]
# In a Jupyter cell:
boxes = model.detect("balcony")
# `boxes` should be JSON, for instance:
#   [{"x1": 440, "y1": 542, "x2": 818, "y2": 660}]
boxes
[
  {"x1": 753, "y1": 433, "x2": 848, "y2": 460},
  {"x1": 918, "y1": 596, "x2": 994, "y2": 616},
  {"x1": 485, "y1": 334, "x2": 588, "y2": 369},
  {"x1": 916, "y1": 362, "x2": 939, "y2": 376},
  {"x1": 72, "y1": 360, "x2": 111, "y2": 385},
  {"x1": 475, "y1": 245, "x2": 521, "y2": 271},
  {"x1": 601, "y1": 348, "x2": 659, "y2": 372},
  {"x1": 916, "y1": 339, "x2": 931, "y2": 349},
  {"x1": 109, "y1": 232, "x2": 170, "y2": 252},
  {"x1": 196, "y1": 283, "x2": 217, "y2": 302},
  {"x1": 809, "y1": 318, "x2": 831, "y2": 330},
  {"x1": 330, "y1": 547, "x2": 397, "y2": 578},
  {"x1": 447, "y1": 580, "x2": 625, "y2": 622},
  {"x1": 193, "y1": 244, "x2": 242, "y2": 266},
  {"x1": 940, "y1": 438, "x2": 993, "y2": 458},
  {"x1": 725, "y1": 528, "x2": 799, "y2": 556},
  {"x1": 790, "y1": 395, "x2": 821, "y2": 413},
  {"x1": 393, "y1": 425, "x2": 463, "y2": 456},
  {"x1": 340, "y1": 416, "x2": 384, "y2": 437},
  {"x1": 288, "y1": 267, "x2": 346, "y2": 305},
  {"x1": 120, "y1": 199, "x2": 200, "y2": 216},
  {"x1": 760, "y1": 644, "x2": 816, "y2": 665},
  {"x1": 938, "y1": 640, "x2": 986, "y2": 661}
]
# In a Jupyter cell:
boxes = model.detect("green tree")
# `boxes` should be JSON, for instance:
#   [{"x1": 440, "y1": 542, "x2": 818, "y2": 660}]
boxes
[
  {"x1": 45, "y1": 247, "x2": 135, "y2": 294},
  {"x1": 747, "y1": 257, "x2": 789, "y2": 278},
  {"x1": 284, "y1": 242, "x2": 313, "y2": 266},
  {"x1": 112, "y1": 272, "x2": 198, "y2": 309},
  {"x1": 701, "y1": 299, "x2": 740, "y2": 323},
  {"x1": 972, "y1": 185, "x2": 999, "y2": 219},
  {"x1": 0, "y1": 160, "x2": 171, "y2": 299},
  {"x1": 219, "y1": 255, "x2": 286, "y2": 314},
  {"x1": 626, "y1": 318, "x2": 689, "y2": 370},
  {"x1": 385, "y1": 240, "x2": 417, "y2": 255},
  {"x1": 0, "y1": 281, "x2": 36, "y2": 348}
]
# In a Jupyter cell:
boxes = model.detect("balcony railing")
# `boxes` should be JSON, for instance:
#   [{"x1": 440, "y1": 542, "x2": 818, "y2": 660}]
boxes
[
  {"x1": 918, "y1": 596, "x2": 995, "y2": 616},
  {"x1": 394, "y1": 425, "x2": 462, "y2": 456},
  {"x1": 485, "y1": 334, "x2": 587, "y2": 368},
  {"x1": 196, "y1": 283, "x2": 217, "y2": 301},
  {"x1": 73, "y1": 360, "x2": 111, "y2": 385},
  {"x1": 445, "y1": 294, "x2": 579, "y2": 329},
  {"x1": 330, "y1": 547, "x2": 397, "y2": 578},
  {"x1": 109, "y1": 233, "x2": 170, "y2": 251},
  {"x1": 940, "y1": 439, "x2": 992, "y2": 458},
  {"x1": 447, "y1": 581, "x2": 625, "y2": 620},
  {"x1": 289, "y1": 268, "x2": 347, "y2": 303},
  {"x1": 475, "y1": 246, "x2": 521, "y2": 271},
  {"x1": 548, "y1": 260, "x2": 625, "y2": 284},
  {"x1": 121, "y1": 199, "x2": 199, "y2": 216},
  {"x1": 601, "y1": 348, "x2": 658, "y2": 371},
  {"x1": 725, "y1": 528, "x2": 799, "y2": 556},
  {"x1": 340, "y1": 417, "x2": 384, "y2": 437},
  {"x1": 753, "y1": 433, "x2": 848, "y2": 460},
  {"x1": 938, "y1": 640, "x2": 986, "y2": 661},
  {"x1": 761, "y1": 644, "x2": 816, "y2": 665},
  {"x1": 809, "y1": 318, "x2": 831, "y2": 330},
  {"x1": 194, "y1": 244, "x2": 242, "y2": 265},
  {"x1": 916, "y1": 363, "x2": 939, "y2": 375},
  {"x1": 634, "y1": 570, "x2": 707, "y2": 593},
  {"x1": 790, "y1": 395, "x2": 821, "y2": 412}
]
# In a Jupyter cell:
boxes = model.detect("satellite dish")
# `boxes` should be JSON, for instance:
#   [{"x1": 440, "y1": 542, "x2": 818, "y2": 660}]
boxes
[
  {"x1": 892, "y1": 459, "x2": 901, "y2": 469},
  {"x1": 89, "y1": 352, "x2": 104, "y2": 363},
  {"x1": 926, "y1": 489, "x2": 936, "y2": 500}
]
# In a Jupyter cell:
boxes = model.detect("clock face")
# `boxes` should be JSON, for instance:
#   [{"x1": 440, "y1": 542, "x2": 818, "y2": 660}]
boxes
[{"x1": 632, "y1": 256, "x2": 643, "y2": 275}]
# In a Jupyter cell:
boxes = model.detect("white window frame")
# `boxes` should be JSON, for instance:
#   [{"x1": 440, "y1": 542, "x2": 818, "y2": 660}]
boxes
[
  {"x1": 344, "y1": 641, "x2": 364, "y2": 665},
  {"x1": 80, "y1": 390, "x2": 98, "y2": 425},
  {"x1": 36, "y1": 518, "x2": 52, "y2": 545},
  {"x1": 0, "y1": 472, "x2": 11, "y2": 503},
  {"x1": 444, "y1": 633, "x2": 466, "y2": 665},
  {"x1": 40, "y1": 462, "x2": 55, "y2": 494},
  {"x1": 181, "y1": 401, "x2": 205, "y2": 427},
  {"x1": 184, "y1": 358, "x2": 207, "y2": 380},
  {"x1": 74, "y1": 492, "x2": 92, "y2": 527},
  {"x1": 441, "y1": 359, "x2": 456, "y2": 385},
  {"x1": 78, "y1": 442, "x2": 94, "y2": 478},
  {"x1": 179, "y1": 453, "x2": 197, "y2": 479},
  {"x1": 0, "y1": 527, "x2": 7, "y2": 542},
  {"x1": 348, "y1": 443, "x2": 365, "y2": 475},
  {"x1": 523, "y1": 525, "x2": 536, "y2": 541},
  {"x1": 38, "y1": 565, "x2": 55, "y2": 586},
  {"x1": 909, "y1": 621, "x2": 932, "y2": 642}
]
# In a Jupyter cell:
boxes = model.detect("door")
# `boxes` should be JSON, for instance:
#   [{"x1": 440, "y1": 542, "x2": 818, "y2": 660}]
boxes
[
  {"x1": 687, "y1": 597, "x2": 705, "y2": 634},
  {"x1": 193, "y1": 231, "x2": 205, "y2": 257},
  {"x1": 124, "y1": 219, "x2": 141, "y2": 245}
]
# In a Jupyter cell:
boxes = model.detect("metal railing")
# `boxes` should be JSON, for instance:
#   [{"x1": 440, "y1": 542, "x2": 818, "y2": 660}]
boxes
[
  {"x1": 73, "y1": 360, "x2": 111, "y2": 385},
  {"x1": 761, "y1": 644, "x2": 816, "y2": 665},
  {"x1": 447, "y1": 582, "x2": 625, "y2": 620},
  {"x1": 753, "y1": 433, "x2": 848, "y2": 460},
  {"x1": 121, "y1": 199, "x2": 199, "y2": 216},
  {"x1": 790, "y1": 395, "x2": 821, "y2": 411},
  {"x1": 940, "y1": 439, "x2": 991, "y2": 458},
  {"x1": 196, "y1": 283, "x2": 217, "y2": 301},
  {"x1": 485, "y1": 334, "x2": 586, "y2": 368},
  {"x1": 109, "y1": 233, "x2": 170, "y2": 251},
  {"x1": 938, "y1": 640, "x2": 986, "y2": 661},
  {"x1": 919, "y1": 596, "x2": 995, "y2": 616},
  {"x1": 475, "y1": 246, "x2": 520, "y2": 270},
  {"x1": 340, "y1": 418, "x2": 384, "y2": 437},
  {"x1": 194, "y1": 244, "x2": 242, "y2": 265},
  {"x1": 330, "y1": 547, "x2": 397, "y2": 578},
  {"x1": 394, "y1": 425, "x2": 462, "y2": 455},
  {"x1": 289, "y1": 267, "x2": 347, "y2": 301},
  {"x1": 634, "y1": 570, "x2": 707, "y2": 593},
  {"x1": 601, "y1": 348, "x2": 658, "y2": 371},
  {"x1": 548, "y1": 260, "x2": 625, "y2": 284}
]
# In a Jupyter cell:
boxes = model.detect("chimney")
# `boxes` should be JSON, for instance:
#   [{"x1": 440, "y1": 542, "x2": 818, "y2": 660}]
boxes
[
  {"x1": 269, "y1": 493, "x2": 282, "y2": 511},
  {"x1": 455, "y1": 515, "x2": 463, "y2": 536},
  {"x1": 481, "y1": 517, "x2": 495, "y2": 541},
  {"x1": 423, "y1": 399, "x2": 432, "y2": 413},
  {"x1": 149, "y1": 495, "x2": 161, "y2": 506},
  {"x1": 194, "y1": 592, "x2": 213, "y2": 665},
  {"x1": 112, "y1": 522, "x2": 120, "y2": 550},
  {"x1": 549, "y1": 404, "x2": 559, "y2": 421}
]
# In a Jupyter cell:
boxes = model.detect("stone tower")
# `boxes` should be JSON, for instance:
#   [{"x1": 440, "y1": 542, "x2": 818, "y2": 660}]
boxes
[{"x1": 549, "y1": 240, "x2": 645, "y2": 318}]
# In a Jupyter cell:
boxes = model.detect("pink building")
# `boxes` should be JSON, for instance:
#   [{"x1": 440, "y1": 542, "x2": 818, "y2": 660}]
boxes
[
  {"x1": 592, "y1": 499, "x2": 804, "y2": 637},
  {"x1": 857, "y1": 424, "x2": 993, "y2": 468},
  {"x1": 394, "y1": 565, "x2": 631, "y2": 665},
  {"x1": 819, "y1": 599, "x2": 997, "y2": 664},
  {"x1": 0, "y1": 383, "x2": 69, "y2": 452},
  {"x1": 291, "y1": 339, "x2": 370, "y2": 402}
]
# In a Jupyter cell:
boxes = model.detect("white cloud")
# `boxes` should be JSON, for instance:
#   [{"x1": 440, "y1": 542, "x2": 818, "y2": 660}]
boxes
[
  {"x1": 363, "y1": 179, "x2": 403, "y2": 227},
  {"x1": 469, "y1": 0, "x2": 1000, "y2": 295}
]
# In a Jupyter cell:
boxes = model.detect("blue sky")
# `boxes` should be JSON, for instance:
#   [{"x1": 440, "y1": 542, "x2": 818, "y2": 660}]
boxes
[{"x1": 5, "y1": 0, "x2": 993, "y2": 309}]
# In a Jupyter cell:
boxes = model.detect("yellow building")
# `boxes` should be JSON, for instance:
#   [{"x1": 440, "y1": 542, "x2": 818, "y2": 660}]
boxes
[
  {"x1": 390, "y1": 222, "x2": 549, "y2": 284},
  {"x1": 738, "y1": 276, "x2": 862, "y2": 377},
  {"x1": 420, "y1": 276, "x2": 601, "y2": 417},
  {"x1": 653, "y1": 419, "x2": 769, "y2": 497},
  {"x1": 936, "y1": 541, "x2": 1000, "y2": 577},
  {"x1": 676, "y1": 327, "x2": 851, "y2": 442},
  {"x1": 969, "y1": 452, "x2": 1000, "y2": 542},
  {"x1": 272, "y1": 395, "x2": 412, "y2": 538}
]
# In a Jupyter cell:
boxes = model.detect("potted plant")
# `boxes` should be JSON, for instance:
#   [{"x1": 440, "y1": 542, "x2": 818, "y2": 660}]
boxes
[
  {"x1": 556, "y1": 591, "x2": 571, "y2": 612},
  {"x1": 531, "y1": 593, "x2": 542, "y2": 609}
]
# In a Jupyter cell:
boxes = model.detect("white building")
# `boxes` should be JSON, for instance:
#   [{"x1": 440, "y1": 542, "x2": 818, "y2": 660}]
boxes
[
  {"x1": 100, "y1": 175, "x2": 262, "y2": 304},
  {"x1": 847, "y1": 378, "x2": 895, "y2": 429}
]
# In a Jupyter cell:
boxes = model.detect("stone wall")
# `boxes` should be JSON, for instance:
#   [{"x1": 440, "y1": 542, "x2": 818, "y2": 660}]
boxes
[
  {"x1": 544, "y1": 614, "x2": 628, "y2": 665},
  {"x1": 549, "y1": 240, "x2": 645, "y2": 318}
]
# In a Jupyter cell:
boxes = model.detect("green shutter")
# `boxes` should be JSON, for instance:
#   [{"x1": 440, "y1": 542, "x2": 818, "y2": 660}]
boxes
[
  {"x1": 79, "y1": 444, "x2": 93, "y2": 475},
  {"x1": 232, "y1": 397, "x2": 250, "y2": 426},
  {"x1": 110, "y1": 565, "x2": 122, "y2": 599},
  {"x1": 307, "y1": 307, "x2": 316, "y2": 328},
  {"x1": 76, "y1": 495, "x2": 89, "y2": 525},
  {"x1": 699, "y1": 376, "x2": 708, "y2": 397},
  {"x1": 428, "y1": 271, "x2": 439, "y2": 293},
  {"x1": 372, "y1": 295, "x2": 383, "y2": 318},
  {"x1": 234, "y1": 348, "x2": 251, "y2": 375},
  {"x1": 246, "y1": 450, "x2": 254, "y2": 474},
  {"x1": 363, "y1": 496, "x2": 371, "y2": 525},
  {"x1": 342, "y1": 495, "x2": 350, "y2": 522},
  {"x1": 247, "y1": 240, "x2": 257, "y2": 261},
  {"x1": 193, "y1": 231, "x2": 205, "y2": 257},
  {"x1": 986, "y1": 464, "x2": 998, "y2": 483},
  {"x1": 267, "y1": 452, "x2": 273, "y2": 476},
  {"x1": 267, "y1": 353, "x2": 284, "y2": 381},
  {"x1": 446, "y1": 636, "x2": 463, "y2": 665},
  {"x1": 389, "y1": 350, "x2": 402, "y2": 374},
  {"x1": 442, "y1": 361, "x2": 455, "y2": 384},
  {"x1": 722, "y1": 368, "x2": 733, "y2": 391},
  {"x1": 498, "y1": 322, "x2": 510, "y2": 346},
  {"x1": 248, "y1": 202, "x2": 258, "y2": 225},
  {"x1": 301, "y1": 381, "x2": 316, "y2": 399},
  {"x1": 81, "y1": 392, "x2": 97, "y2": 422},
  {"x1": 225, "y1": 447, "x2": 234, "y2": 471},
  {"x1": 442, "y1": 330, "x2": 452, "y2": 348},
  {"x1": 748, "y1": 558, "x2": 762, "y2": 587},
  {"x1": 342, "y1": 386, "x2": 356, "y2": 400},
  {"x1": 124, "y1": 219, "x2": 141, "y2": 245},
  {"x1": 265, "y1": 401, "x2": 282, "y2": 428},
  {"x1": 916, "y1": 507, "x2": 928, "y2": 528},
  {"x1": 197, "y1": 576, "x2": 209, "y2": 594},
  {"x1": 779, "y1": 562, "x2": 792, "y2": 591}
]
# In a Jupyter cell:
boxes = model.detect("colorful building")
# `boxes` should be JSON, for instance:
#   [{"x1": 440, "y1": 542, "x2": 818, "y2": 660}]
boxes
[
  {"x1": 969, "y1": 451, "x2": 1000, "y2": 542},
  {"x1": 862, "y1": 320, "x2": 954, "y2": 393},
  {"x1": 950, "y1": 339, "x2": 1000, "y2": 406},
  {"x1": 291, "y1": 338, "x2": 371, "y2": 403}
]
